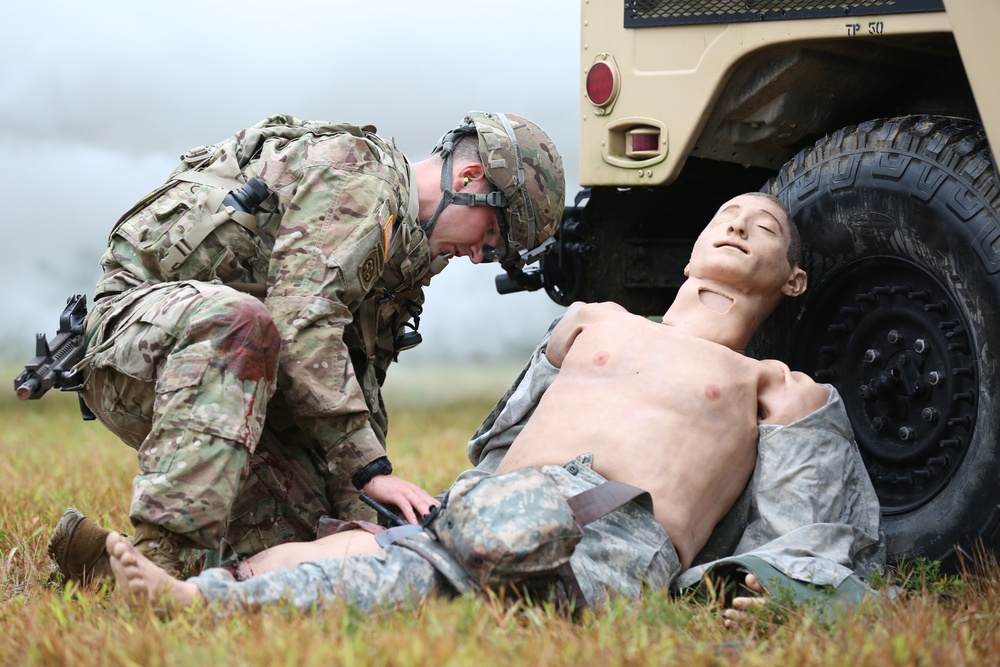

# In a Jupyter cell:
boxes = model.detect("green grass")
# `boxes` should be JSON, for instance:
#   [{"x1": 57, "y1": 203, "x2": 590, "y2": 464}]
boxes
[{"x1": 3, "y1": 372, "x2": 1000, "y2": 666}]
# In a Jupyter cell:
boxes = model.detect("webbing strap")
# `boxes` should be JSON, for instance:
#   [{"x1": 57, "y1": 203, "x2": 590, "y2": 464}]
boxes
[
  {"x1": 558, "y1": 479, "x2": 650, "y2": 613},
  {"x1": 174, "y1": 170, "x2": 270, "y2": 234},
  {"x1": 565, "y1": 480, "x2": 648, "y2": 526},
  {"x1": 174, "y1": 169, "x2": 243, "y2": 192},
  {"x1": 158, "y1": 171, "x2": 263, "y2": 273},
  {"x1": 556, "y1": 561, "x2": 588, "y2": 612},
  {"x1": 496, "y1": 112, "x2": 537, "y2": 251},
  {"x1": 228, "y1": 283, "x2": 267, "y2": 298}
]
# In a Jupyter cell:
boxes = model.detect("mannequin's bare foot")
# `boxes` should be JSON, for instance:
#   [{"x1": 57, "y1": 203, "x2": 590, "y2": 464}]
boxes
[
  {"x1": 722, "y1": 573, "x2": 767, "y2": 629},
  {"x1": 106, "y1": 532, "x2": 202, "y2": 612}
]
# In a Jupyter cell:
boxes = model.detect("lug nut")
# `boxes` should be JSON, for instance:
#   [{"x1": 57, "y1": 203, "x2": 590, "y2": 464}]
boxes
[
  {"x1": 921, "y1": 407, "x2": 939, "y2": 422},
  {"x1": 863, "y1": 349, "x2": 881, "y2": 364},
  {"x1": 898, "y1": 426, "x2": 915, "y2": 441},
  {"x1": 914, "y1": 339, "x2": 928, "y2": 354},
  {"x1": 888, "y1": 330, "x2": 904, "y2": 344},
  {"x1": 927, "y1": 371, "x2": 943, "y2": 386}
]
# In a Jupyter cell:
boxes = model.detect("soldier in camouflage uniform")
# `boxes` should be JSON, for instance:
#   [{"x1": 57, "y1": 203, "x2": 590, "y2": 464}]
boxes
[
  {"x1": 48, "y1": 112, "x2": 565, "y2": 586},
  {"x1": 103, "y1": 194, "x2": 882, "y2": 615}
]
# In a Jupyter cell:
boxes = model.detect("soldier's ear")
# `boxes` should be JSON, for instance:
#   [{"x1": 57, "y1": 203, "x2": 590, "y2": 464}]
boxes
[
  {"x1": 454, "y1": 163, "x2": 484, "y2": 191},
  {"x1": 781, "y1": 267, "x2": 807, "y2": 297}
]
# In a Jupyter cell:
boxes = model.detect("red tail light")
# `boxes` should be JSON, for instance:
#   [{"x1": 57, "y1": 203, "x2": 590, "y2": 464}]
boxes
[
  {"x1": 630, "y1": 132, "x2": 659, "y2": 153},
  {"x1": 625, "y1": 128, "x2": 662, "y2": 159},
  {"x1": 586, "y1": 61, "x2": 616, "y2": 107}
]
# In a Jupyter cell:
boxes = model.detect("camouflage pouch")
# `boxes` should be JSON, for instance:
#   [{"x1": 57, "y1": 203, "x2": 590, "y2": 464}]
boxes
[{"x1": 399, "y1": 468, "x2": 583, "y2": 593}]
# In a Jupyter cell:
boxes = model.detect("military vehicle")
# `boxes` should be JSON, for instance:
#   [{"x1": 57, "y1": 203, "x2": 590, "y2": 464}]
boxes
[{"x1": 503, "y1": 0, "x2": 1000, "y2": 567}]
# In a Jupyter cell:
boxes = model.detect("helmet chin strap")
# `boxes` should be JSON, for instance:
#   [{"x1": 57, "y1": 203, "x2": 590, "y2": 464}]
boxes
[{"x1": 420, "y1": 124, "x2": 506, "y2": 239}]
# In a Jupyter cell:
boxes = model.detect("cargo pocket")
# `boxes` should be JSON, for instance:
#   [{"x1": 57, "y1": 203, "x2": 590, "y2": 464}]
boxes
[
  {"x1": 144, "y1": 355, "x2": 212, "y2": 473},
  {"x1": 164, "y1": 352, "x2": 262, "y2": 446},
  {"x1": 156, "y1": 355, "x2": 210, "y2": 393}
]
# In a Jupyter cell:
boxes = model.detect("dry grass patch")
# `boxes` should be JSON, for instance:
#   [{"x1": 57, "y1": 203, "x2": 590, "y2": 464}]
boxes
[{"x1": 3, "y1": 379, "x2": 1000, "y2": 666}]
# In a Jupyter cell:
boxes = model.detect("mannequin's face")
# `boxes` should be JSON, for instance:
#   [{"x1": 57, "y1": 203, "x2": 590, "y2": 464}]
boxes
[{"x1": 685, "y1": 194, "x2": 803, "y2": 298}]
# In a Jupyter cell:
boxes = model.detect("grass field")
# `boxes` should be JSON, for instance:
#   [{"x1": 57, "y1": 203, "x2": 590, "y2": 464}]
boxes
[{"x1": 2, "y1": 367, "x2": 999, "y2": 666}]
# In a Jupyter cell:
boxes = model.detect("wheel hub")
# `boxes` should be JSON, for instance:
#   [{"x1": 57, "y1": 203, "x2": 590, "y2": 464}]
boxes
[{"x1": 795, "y1": 259, "x2": 977, "y2": 514}]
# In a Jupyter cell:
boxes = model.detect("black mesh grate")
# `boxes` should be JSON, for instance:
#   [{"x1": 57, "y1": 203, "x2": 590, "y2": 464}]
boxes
[{"x1": 625, "y1": 0, "x2": 945, "y2": 27}]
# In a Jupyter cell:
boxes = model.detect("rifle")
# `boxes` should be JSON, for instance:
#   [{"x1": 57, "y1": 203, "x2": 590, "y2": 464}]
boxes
[{"x1": 14, "y1": 294, "x2": 95, "y2": 420}]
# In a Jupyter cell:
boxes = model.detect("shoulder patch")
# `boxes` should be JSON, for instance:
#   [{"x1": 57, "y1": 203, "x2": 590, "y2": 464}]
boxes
[{"x1": 358, "y1": 246, "x2": 383, "y2": 292}]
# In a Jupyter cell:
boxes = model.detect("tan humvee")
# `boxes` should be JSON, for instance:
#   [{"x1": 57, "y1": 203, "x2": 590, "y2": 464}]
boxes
[{"x1": 510, "y1": 0, "x2": 1000, "y2": 567}]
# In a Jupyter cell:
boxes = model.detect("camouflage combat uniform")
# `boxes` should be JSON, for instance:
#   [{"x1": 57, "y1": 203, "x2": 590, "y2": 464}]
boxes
[
  {"x1": 188, "y1": 456, "x2": 680, "y2": 612},
  {"x1": 80, "y1": 115, "x2": 443, "y2": 560}
]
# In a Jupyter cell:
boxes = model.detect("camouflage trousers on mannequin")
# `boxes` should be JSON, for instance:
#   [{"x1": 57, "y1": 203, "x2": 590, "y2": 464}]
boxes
[{"x1": 188, "y1": 457, "x2": 681, "y2": 612}]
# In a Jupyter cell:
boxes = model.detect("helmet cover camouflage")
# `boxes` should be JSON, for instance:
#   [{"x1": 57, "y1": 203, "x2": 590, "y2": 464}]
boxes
[
  {"x1": 467, "y1": 111, "x2": 565, "y2": 265},
  {"x1": 426, "y1": 112, "x2": 565, "y2": 266}
]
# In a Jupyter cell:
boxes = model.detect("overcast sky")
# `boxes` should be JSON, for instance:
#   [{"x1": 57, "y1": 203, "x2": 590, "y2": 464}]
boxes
[{"x1": 0, "y1": 0, "x2": 581, "y2": 367}]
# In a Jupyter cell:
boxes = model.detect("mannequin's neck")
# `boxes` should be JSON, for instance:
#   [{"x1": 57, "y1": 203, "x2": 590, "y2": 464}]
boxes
[{"x1": 662, "y1": 279, "x2": 778, "y2": 352}]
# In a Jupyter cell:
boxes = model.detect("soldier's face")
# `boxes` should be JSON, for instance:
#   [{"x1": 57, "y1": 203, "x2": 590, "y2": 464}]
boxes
[
  {"x1": 428, "y1": 190, "x2": 503, "y2": 264},
  {"x1": 686, "y1": 194, "x2": 805, "y2": 298}
]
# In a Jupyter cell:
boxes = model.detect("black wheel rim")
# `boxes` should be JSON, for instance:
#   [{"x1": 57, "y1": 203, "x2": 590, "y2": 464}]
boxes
[{"x1": 792, "y1": 257, "x2": 978, "y2": 514}]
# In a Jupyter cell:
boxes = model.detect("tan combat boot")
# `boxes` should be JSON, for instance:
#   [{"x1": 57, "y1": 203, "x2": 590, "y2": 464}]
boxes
[
  {"x1": 130, "y1": 522, "x2": 190, "y2": 579},
  {"x1": 47, "y1": 508, "x2": 115, "y2": 588}
]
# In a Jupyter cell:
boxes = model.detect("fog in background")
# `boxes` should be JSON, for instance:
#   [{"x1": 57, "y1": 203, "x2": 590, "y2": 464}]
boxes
[{"x1": 1, "y1": 0, "x2": 580, "y2": 372}]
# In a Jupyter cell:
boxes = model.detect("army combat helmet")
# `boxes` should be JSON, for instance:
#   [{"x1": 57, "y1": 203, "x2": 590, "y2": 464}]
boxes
[{"x1": 422, "y1": 111, "x2": 565, "y2": 267}]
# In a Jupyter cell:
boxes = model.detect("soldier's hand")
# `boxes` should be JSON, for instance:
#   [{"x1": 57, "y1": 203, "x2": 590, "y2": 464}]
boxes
[{"x1": 363, "y1": 474, "x2": 438, "y2": 525}]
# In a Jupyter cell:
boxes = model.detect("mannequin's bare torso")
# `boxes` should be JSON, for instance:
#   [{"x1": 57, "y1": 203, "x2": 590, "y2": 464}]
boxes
[{"x1": 496, "y1": 301, "x2": 829, "y2": 569}]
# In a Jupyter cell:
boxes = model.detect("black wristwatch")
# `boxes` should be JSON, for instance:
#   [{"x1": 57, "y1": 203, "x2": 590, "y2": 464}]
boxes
[{"x1": 351, "y1": 456, "x2": 393, "y2": 490}]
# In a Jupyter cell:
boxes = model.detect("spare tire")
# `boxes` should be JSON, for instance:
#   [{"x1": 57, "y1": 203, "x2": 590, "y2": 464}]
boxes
[{"x1": 751, "y1": 115, "x2": 1000, "y2": 567}]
